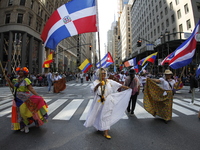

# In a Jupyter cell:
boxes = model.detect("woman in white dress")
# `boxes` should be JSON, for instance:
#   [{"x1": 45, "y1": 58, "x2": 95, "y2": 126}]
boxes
[{"x1": 84, "y1": 68, "x2": 132, "y2": 139}]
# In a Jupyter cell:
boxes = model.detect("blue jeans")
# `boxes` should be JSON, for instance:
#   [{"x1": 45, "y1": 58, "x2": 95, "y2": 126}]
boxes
[{"x1": 47, "y1": 80, "x2": 52, "y2": 92}]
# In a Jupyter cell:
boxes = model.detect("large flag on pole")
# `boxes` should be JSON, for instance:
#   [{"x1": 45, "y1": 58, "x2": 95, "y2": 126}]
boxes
[
  {"x1": 169, "y1": 20, "x2": 200, "y2": 69},
  {"x1": 79, "y1": 59, "x2": 92, "y2": 73},
  {"x1": 41, "y1": 0, "x2": 97, "y2": 50},
  {"x1": 96, "y1": 52, "x2": 114, "y2": 68},
  {"x1": 124, "y1": 57, "x2": 137, "y2": 67},
  {"x1": 42, "y1": 52, "x2": 53, "y2": 68}
]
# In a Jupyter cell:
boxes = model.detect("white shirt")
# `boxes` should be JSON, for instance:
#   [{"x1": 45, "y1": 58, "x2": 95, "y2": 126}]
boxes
[{"x1": 159, "y1": 78, "x2": 176, "y2": 90}]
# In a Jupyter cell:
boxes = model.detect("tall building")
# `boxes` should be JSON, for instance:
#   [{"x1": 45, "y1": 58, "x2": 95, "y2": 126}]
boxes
[{"x1": 131, "y1": 0, "x2": 200, "y2": 73}]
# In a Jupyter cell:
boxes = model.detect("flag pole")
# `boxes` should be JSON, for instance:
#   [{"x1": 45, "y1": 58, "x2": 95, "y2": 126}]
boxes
[
  {"x1": 174, "y1": 66, "x2": 185, "y2": 91},
  {"x1": 0, "y1": 60, "x2": 14, "y2": 95},
  {"x1": 96, "y1": 0, "x2": 103, "y2": 95}
]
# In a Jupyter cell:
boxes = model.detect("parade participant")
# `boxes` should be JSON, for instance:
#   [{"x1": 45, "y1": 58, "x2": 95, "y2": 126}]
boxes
[
  {"x1": 124, "y1": 69, "x2": 140, "y2": 116},
  {"x1": 46, "y1": 70, "x2": 53, "y2": 93},
  {"x1": 80, "y1": 72, "x2": 84, "y2": 83},
  {"x1": 119, "y1": 71, "x2": 126, "y2": 84},
  {"x1": 84, "y1": 68, "x2": 132, "y2": 139},
  {"x1": 140, "y1": 72, "x2": 147, "y2": 92},
  {"x1": 143, "y1": 69, "x2": 175, "y2": 122},
  {"x1": 5, "y1": 67, "x2": 48, "y2": 133},
  {"x1": 53, "y1": 72, "x2": 66, "y2": 93}
]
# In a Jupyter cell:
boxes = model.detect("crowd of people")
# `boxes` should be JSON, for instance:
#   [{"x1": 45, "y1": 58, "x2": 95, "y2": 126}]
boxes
[{"x1": 2, "y1": 66, "x2": 200, "y2": 139}]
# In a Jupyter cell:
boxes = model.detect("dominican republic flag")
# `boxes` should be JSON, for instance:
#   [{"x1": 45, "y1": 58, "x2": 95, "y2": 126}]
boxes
[
  {"x1": 160, "y1": 52, "x2": 173, "y2": 65},
  {"x1": 41, "y1": 0, "x2": 97, "y2": 50},
  {"x1": 196, "y1": 64, "x2": 200, "y2": 78},
  {"x1": 124, "y1": 57, "x2": 137, "y2": 67},
  {"x1": 96, "y1": 52, "x2": 114, "y2": 68},
  {"x1": 169, "y1": 20, "x2": 200, "y2": 69}
]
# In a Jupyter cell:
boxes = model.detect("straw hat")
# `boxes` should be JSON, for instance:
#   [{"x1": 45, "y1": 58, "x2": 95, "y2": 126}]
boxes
[{"x1": 164, "y1": 69, "x2": 173, "y2": 75}]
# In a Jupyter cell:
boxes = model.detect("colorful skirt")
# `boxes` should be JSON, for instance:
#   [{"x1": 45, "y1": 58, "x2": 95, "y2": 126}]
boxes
[
  {"x1": 54, "y1": 78, "x2": 66, "y2": 93},
  {"x1": 11, "y1": 95, "x2": 48, "y2": 130}
]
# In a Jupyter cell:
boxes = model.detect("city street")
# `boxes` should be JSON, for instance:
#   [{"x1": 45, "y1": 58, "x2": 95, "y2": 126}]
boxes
[{"x1": 0, "y1": 79, "x2": 200, "y2": 150}]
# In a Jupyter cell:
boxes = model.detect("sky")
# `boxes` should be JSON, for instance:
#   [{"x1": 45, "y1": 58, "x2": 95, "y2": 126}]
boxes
[{"x1": 97, "y1": 0, "x2": 118, "y2": 58}]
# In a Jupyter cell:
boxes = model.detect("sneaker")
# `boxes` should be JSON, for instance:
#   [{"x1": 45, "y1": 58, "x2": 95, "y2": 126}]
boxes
[
  {"x1": 24, "y1": 126, "x2": 29, "y2": 133},
  {"x1": 130, "y1": 113, "x2": 135, "y2": 116},
  {"x1": 189, "y1": 102, "x2": 194, "y2": 105}
]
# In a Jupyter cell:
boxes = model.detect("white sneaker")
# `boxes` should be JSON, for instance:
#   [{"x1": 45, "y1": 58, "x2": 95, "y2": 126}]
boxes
[
  {"x1": 24, "y1": 126, "x2": 29, "y2": 133},
  {"x1": 189, "y1": 102, "x2": 194, "y2": 105}
]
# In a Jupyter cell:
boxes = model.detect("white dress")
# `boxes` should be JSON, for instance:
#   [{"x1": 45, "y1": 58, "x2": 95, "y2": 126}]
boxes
[{"x1": 84, "y1": 79, "x2": 132, "y2": 131}]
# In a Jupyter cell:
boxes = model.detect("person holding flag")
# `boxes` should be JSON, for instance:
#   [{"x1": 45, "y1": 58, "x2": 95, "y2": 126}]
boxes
[{"x1": 84, "y1": 68, "x2": 131, "y2": 139}]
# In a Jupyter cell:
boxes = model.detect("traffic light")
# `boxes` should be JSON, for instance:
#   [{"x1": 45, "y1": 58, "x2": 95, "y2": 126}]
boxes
[
  {"x1": 89, "y1": 45, "x2": 92, "y2": 50},
  {"x1": 137, "y1": 40, "x2": 142, "y2": 47}
]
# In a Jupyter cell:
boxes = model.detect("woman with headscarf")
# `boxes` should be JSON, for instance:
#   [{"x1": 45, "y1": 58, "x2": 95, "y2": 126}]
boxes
[
  {"x1": 143, "y1": 69, "x2": 176, "y2": 122},
  {"x1": 84, "y1": 68, "x2": 132, "y2": 139},
  {"x1": 5, "y1": 67, "x2": 48, "y2": 133}
]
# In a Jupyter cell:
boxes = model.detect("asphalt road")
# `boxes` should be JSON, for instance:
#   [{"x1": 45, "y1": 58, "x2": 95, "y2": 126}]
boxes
[{"x1": 0, "y1": 79, "x2": 200, "y2": 150}]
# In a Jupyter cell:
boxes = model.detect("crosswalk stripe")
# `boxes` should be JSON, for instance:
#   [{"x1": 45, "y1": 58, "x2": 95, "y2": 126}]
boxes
[
  {"x1": 80, "y1": 99, "x2": 93, "y2": 120},
  {"x1": 173, "y1": 103, "x2": 197, "y2": 115},
  {"x1": 0, "y1": 99, "x2": 12, "y2": 105},
  {"x1": 53, "y1": 99, "x2": 84, "y2": 120},
  {"x1": 138, "y1": 99, "x2": 178, "y2": 117},
  {"x1": 134, "y1": 103, "x2": 154, "y2": 119},
  {"x1": 0, "y1": 107, "x2": 11, "y2": 117},
  {"x1": 0, "y1": 102, "x2": 12, "y2": 110},
  {"x1": 68, "y1": 84, "x2": 75, "y2": 86},
  {"x1": 174, "y1": 99, "x2": 200, "y2": 112},
  {"x1": 48, "y1": 99, "x2": 67, "y2": 115}
]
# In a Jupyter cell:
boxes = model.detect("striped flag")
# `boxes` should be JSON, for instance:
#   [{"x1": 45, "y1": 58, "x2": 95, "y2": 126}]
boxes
[
  {"x1": 79, "y1": 59, "x2": 92, "y2": 73},
  {"x1": 41, "y1": 0, "x2": 97, "y2": 50},
  {"x1": 169, "y1": 20, "x2": 200, "y2": 69},
  {"x1": 96, "y1": 52, "x2": 114, "y2": 68}
]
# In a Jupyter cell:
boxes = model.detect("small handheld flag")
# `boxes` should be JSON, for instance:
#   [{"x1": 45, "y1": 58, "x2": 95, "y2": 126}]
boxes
[
  {"x1": 79, "y1": 59, "x2": 92, "y2": 73},
  {"x1": 96, "y1": 52, "x2": 114, "y2": 68}
]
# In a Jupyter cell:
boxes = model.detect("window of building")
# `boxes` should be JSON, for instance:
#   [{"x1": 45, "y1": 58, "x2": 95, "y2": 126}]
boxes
[
  {"x1": 175, "y1": 0, "x2": 179, "y2": 5},
  {"x1": 152, "y1": 9, "x2": 154, "y2": 16},
  {"x1": 150, "y1": 22, "x2": 152, "y2": 28},
  {"x1": 161, "y1": 22, "x2": 164, "y2": 30},
  {"x1": 31, "y1": 0, "x2": 34, "y2": 9},
  {"x1": 166, "y1": 19, "x2": 169, "y2": 27},
  {"x1": 156, "y1": 5, "x2": 158, "y2": 12},
  {"x1": 154, "y1": 29, "x2": 156, "y2": 36},
  {"x1": 20, "y1": 0, "x2": 26, "y2": 6},
  {"x1": 153, "y1": 19, "x2": 155, "y2": 25},
  {"x1": 171, "y1": 14, "x2": 175, "y2": 23},
  {"x1": 157, "y1": 15, "x2": 159, "y2": 22},
  {"x1": 8, "y1": 0, "x2": 13, "y2": 6},
  {"x1": 170, "y1": 2, "x2": 173, "y2": 10},
  {"x1": 186, "y1": 19, "x2": 191, "y2": 30},
  {"x1": 28, "y1": 16, "x2": 32, "y2": 26},
  {"x1": 177, "y1": 9, "x2": 181, "y2": 19},
  {"x1": 165, "y1": 7, "x2": 168, "y2": 15},
  {"x1": 159, "y1": 1, "x2": 162, "y2": 8},
  {"x1": 184, "y1": 4, "x2": 189, "y2": 14},
  {"x1": 160, "y1": 11, "x2": 163, "y2": 19},
  {"x1": 173, "y1": 28, "x2": 176, "y2": 33},
  {"x1": 197, "y1": 2, "x2": 200, "y2": 12},
  {"x1": 5, "y1": 14, "x2": 10, "y2": 24},
  {"x1": 17, "y1": 13, "x2": 23, "y2": 23},
  {"x1": 157, "y1": 26, "x2": 160, "y2": 34},
  {"x1": 163, "y1": 0, "x2": 166, "y2": 4},
  {"x1": 179, "y1": 24, "x2": 183, "y2": 32}
]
